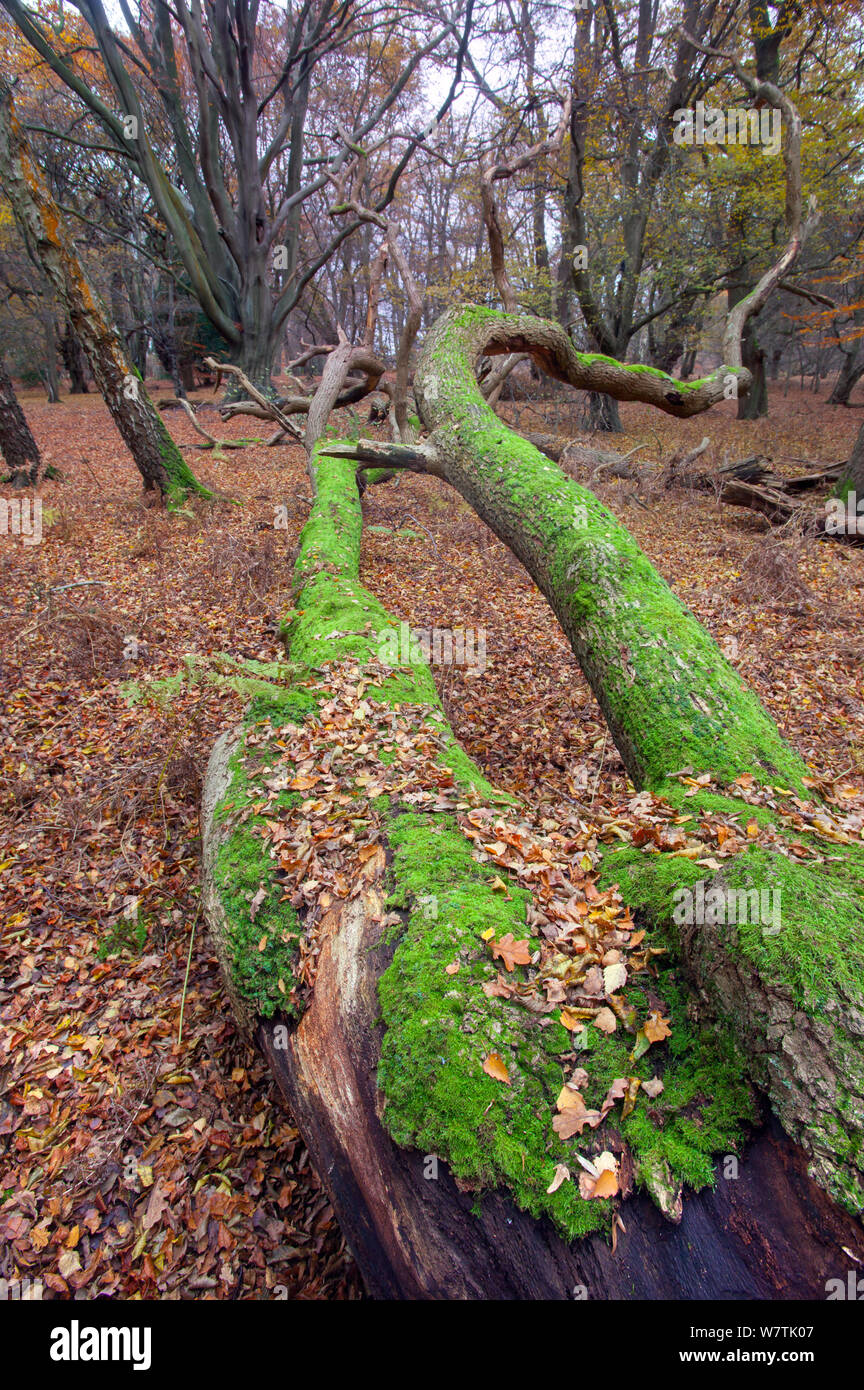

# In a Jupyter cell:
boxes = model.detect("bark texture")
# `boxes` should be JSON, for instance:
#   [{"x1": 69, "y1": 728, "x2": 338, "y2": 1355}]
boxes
[
  {"x1": 837, "y1": 422, "x2": 864, "y2": 502},
  {"x1": 0, "y1": 357, "x2": 42, "y2": 486},
  {"x1": 351, "y1": 305, "x2": 864, "y2": 1213}
]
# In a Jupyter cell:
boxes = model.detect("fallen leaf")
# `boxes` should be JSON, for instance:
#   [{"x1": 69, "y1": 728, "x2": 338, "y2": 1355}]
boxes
[
  {"x1": 644, "y1": 1011, "x2": 672, "y2": 1043},
  {"x1": 482, "y1": 1052, "x2": 510, "y2": 1084},
  {"x1": 546, "y1": 1163, "x2": 570, "y2": 1194},
  {"x1": 603, "y1": 961, "x2": 627, "y2": 994},
  {"x1": 490, "y1": 933, "x2": 532, "y2": 972},
  {"x1": 556, "y1": 1086, "x2": 587, "y2": 1113}
]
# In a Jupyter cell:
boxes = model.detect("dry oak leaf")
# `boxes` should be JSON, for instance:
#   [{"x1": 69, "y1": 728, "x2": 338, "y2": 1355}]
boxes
[
  {"x1": 556, "y1": 1086, "x2": 587, "y2": 1113},
  {"x1": 642, "y1": 1076, "x2": 664, "y2": 1099},
  {"x1": 644, "y1": 1012, "x2": 672, "y2": 1043},
  {"x1": 600, "y1": 1077, "x2": 629, "y2": 1115},
  {"x1": 553, "y1": 1106, "x2": 602, "y2": 1139},
  {"x1": 482, "y1": 974, "x2": 513, "y2": 998},
  {"x1": 490, "y1": 933, "x2": 532, "y2": 972},
  {"x1": 482, "y1": 1052, "x2": 511, "y2": 1084}
]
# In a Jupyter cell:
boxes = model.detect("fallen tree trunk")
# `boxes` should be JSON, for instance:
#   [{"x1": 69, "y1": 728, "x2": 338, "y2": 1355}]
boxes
[
  {"x1": 521, "y1": 432, "x2": 644, "y2": 480},
  {"x1": 201, "y1": 442, "x2": 864, "y2": 1298},
  {"x1": 325, "y1": 307, "x2": 864, "y2": 1214},
  {"x1": 201, "y1": 306, "x2": 863, "y2": 1299}
]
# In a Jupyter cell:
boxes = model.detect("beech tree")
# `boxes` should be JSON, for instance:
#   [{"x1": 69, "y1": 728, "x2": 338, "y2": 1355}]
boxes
[
  {"x1": 2, "y1": 0, "x2": 473, "y2": 389},
  {"x1": 0, "y1": 353, "x2": 42, "y2": 485},
  {"x1": 197, "y1": 43, "x2": 864, "y2": 1295},
  {"x1": 0, "y1": 73, "x2": 208, "y2": 503}
]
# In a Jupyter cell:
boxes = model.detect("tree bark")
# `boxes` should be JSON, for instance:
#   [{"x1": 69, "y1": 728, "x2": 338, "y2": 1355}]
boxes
[
  {"x1": 336, "y1": 307, "x2": 864, "y2": 1212},
  {"x1": 0, "y1": 76, "x2": 208, "y2": 505},
  {"x1": 201, "y1": 306, "x2": 864, "y2": 1298},
  {"x1": 836, "y1": 421, "x2": 864, "y2": 502},
  {"x1": 60, "y1": 318, "x2": 89, "y2": 393},
  {"x1": 0, "y1": 356, "x2": 42, "y2": 486}
]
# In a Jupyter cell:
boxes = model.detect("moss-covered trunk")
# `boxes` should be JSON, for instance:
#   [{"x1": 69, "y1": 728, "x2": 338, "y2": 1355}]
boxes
[
  {"x1": 391, "y1": 306, "x2": 864, "y2": 1214},
  {"x1": 0, "y1": 79, "x2": 209, "y2": 506},
  {"x1": 200, "y1": 432, "x2": 863, "y2": 1294}
]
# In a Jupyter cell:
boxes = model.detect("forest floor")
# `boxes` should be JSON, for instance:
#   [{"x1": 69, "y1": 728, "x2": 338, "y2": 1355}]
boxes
[{"x1": 1, "y1": 379, "x2": 863, "y2": 1299}]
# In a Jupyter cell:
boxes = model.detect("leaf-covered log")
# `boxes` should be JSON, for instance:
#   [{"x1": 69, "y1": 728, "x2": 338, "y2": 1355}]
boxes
[{"x1": 323, "y1": 306, "x2": 864, "y2": 1217}]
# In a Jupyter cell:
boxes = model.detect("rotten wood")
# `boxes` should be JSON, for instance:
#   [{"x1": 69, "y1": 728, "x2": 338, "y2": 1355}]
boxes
[{"x1": 258, "y1": 888, "x2": 864, "y2": 1300}]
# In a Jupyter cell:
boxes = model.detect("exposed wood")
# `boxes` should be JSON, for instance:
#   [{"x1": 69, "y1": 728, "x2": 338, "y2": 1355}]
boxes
[{"x1": 255, "y1": 876, "x2": 864, "y2": 1300}]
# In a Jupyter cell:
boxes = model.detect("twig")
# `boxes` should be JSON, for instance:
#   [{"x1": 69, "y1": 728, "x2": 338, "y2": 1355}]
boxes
[{"x1": 177, "y1": 901, "x2": 203, "y2": 1049}]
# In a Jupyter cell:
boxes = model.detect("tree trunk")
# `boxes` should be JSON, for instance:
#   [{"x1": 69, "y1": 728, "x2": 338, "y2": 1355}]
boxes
[
  {"x1": 40, "y1": 305, "x2": 61, "y2": 403},
  {"x1": 836, "y1": 421, "x2": 864, "y2": 503},
  {"x1": 407, "y1": 308, "x2": 864, "y2": 1211},
  {"x1": 829, "y1": 349, "x2": 864, "y2": 407},
  {"x1": 733, "y1": 302, "x2": 768, "y2": 420},
  {"x1": 0, "y1": 356, "x2": 42, "y2": 486},
  {"x1": 581, "y1": 389, "x2": 623, "y2": 433},
  {"x1": 60, "y1": 319, "x2": 89, "y2": 393},
  {"x1": 0, "y1": 78, "x2": 208, "y2": 506},
  {"x1": 201, "y1": 307, "x2": 864, "y2": 1298}
]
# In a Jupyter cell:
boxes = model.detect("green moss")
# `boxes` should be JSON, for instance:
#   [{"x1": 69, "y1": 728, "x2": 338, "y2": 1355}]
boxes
[
  {"x1": 598, "y1": 837, "x2": 864, "y2": 1012},
  {"x1": 155, "y1": 411, "x2": 213, "y2": 506},
  {"x1": 416, "y1": 307, "x2": 810, "y2": 793},
  {"x1": 378, "y1": 811, "x2": 755, "y2": 1239},
  {"x1": 214, "y1": 819, "x2": 304, "y2": 1018}
]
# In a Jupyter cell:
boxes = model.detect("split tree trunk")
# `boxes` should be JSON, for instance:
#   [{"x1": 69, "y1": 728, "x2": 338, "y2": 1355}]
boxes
[
  {"x1": 327, "y1": 307, "x2": 864, "y2": 1213},
  {"x1": 0, "y1": 357, "x2": 42, "y2": 486},
  {"x1": 201, "y1": 307, "x2": 864, "y2": 1297},
  {"x1": 201, "y1": 430, "x2": 864, "y2": 1298},
  {"x1": 0, "y1": 78, "x2": 208, "y2": 506}
]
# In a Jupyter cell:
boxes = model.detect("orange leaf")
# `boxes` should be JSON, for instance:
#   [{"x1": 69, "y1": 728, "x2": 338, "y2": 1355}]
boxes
[
  {"x1": 644, "y1": 1011, "x2": 672, "y2": 1043},
  {"x1": 556, "y1": 1086, "x2": 586, "y2": 1113},
  {"x1": 589, "y1": 1168, "x2": 619, "y2": 1200},
  {"x1": 482, "y1": 1052, "x2": 510, "y2": 1084},
  {"x1": 490, "y1": 932, "x2": 532, "y2": 972}
]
